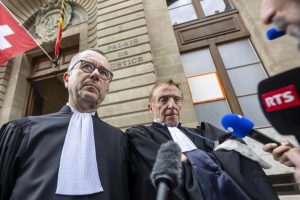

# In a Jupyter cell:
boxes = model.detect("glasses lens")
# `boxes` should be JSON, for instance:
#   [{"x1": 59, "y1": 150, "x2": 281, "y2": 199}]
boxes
[
  {"x1": 81, "y1": 62, "x2": 95, "y2": 73},
  {"x1": 80, "y1": 60, "x2": 113, "y2": 81},
  {"x1": 99, "y1": 69, "x2": 111, "y2": 80}
]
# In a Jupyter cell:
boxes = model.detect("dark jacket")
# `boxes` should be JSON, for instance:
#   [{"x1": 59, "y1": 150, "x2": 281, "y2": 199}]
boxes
[
  {"x1": 126, "y1": 122, "x2": 279, "y2": 200},
  {"x1": 0, "y1": 105, "x2": 129, "y2": 200}
]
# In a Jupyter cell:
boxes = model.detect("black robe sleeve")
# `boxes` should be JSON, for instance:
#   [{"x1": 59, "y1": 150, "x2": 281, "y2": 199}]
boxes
[{"x1": 0, "y1": 118, "x2": 31, "y2": 200}]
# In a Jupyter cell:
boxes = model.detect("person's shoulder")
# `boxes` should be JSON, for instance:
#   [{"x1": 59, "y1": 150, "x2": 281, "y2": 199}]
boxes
[
  {"x1": 125, "y1": 125, "x2": 153, "y2": 137},
  {"x1": 1, "y1": 117, "x2": 31, "y2": 130},
  {"x1": 98, "y1": 118, "x2": 124, "y2": 134}
]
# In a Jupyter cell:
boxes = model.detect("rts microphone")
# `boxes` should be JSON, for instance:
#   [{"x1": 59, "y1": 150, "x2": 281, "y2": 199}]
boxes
[
  {"x1": 266, "y1": 27, "x2": 286, "y2": 40},
  {"x1": 150, "y1": 141, "x2": 182, "y2": 200},
  {"x1": 258, "y1": 67, "x2": 300, "y2": 142},
  {"x1": 221, "y1": 114, "x2": 281, "y2": 146}
]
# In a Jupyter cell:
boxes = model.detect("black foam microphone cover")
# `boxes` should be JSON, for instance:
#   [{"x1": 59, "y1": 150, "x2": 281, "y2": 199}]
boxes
[
  {"x1": 150, "y1": 141, "x2": 182, "y2": 190},
  {"x1": 258, "y1": 67, "x2": 300, "y2": 139}
]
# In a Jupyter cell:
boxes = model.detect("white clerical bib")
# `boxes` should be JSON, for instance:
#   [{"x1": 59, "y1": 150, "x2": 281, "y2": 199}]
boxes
[
  {"x1": 168, "y1": 127, "x2": 197, "y2": 153},
  {"x1": 56, "y1": 105, "x2": 103, "y2": 195}
]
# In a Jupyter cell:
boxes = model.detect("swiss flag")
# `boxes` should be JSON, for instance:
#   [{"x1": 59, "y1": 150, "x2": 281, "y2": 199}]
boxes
[{"x1": 0, "y1": 2, "x2": 37, "y2": 65}]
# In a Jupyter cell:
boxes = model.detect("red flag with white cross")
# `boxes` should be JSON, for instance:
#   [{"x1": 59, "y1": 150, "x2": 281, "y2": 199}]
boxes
[{"x1": 0, "y1": 1, "x2": 37, "y2": 65}]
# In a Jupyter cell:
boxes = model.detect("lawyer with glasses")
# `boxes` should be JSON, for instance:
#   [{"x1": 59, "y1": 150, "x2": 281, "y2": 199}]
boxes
[{"x1": 0, "y1": 48, "x2": 130, "y2": 200}]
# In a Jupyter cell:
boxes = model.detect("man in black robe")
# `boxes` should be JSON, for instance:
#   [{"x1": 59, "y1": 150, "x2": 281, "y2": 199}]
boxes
[
  {"x1": 126, "y1": 79, "x2": 279, "y2": 200},
  {"x1": 0, "y1": 49, "x2": 129, "y2": 200}
]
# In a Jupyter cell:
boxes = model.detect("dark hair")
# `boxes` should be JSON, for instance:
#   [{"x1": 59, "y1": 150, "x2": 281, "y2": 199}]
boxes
[{"x1": 148, "y1": 79, "x2": 183, "y2": 102}]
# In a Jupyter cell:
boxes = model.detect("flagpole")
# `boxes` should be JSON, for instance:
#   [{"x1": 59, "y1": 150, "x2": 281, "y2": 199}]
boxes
[{"x1": 0, "y1": 1, "x2": 53, "y2": 62}]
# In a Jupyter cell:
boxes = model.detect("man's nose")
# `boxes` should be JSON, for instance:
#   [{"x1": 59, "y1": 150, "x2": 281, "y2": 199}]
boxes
[
  {"x1": 167, "y1": 99, "x2": 176, "y2": 108},
  {"x1": 90, "y1": 68, "x2": 100, "y2": 81}
]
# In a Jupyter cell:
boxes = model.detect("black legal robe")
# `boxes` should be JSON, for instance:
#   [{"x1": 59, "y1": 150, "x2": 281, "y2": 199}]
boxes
[
  {"x1": 0, "y1": 106, "x2": 129, "y2": 200},
  {"x1": 126, "y1": 122, "x2": 279, "y2": 200}
]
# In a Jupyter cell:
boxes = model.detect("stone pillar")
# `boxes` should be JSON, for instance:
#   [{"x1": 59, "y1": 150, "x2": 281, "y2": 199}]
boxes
[
  {"x1": 231, "y1": 0, "x2": 300, "y2": 75},
  {"x1": 97, "y1": 0, "x2": 155, "y2": 129},
  {"x1": 0, "y1": 55, "x2": 31, "y2": 125},
  {"x1": 143, "y1": 0, "x2": 198, "y2": 127}
]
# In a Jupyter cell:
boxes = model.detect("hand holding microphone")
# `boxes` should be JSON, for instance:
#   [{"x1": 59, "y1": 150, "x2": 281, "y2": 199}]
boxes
[
  {"x1": 263, "y1": 140, "x2": 295, "y2": 167},
  {"x1": 221, "y1": 114, "x2": 297, "y2": 167}
]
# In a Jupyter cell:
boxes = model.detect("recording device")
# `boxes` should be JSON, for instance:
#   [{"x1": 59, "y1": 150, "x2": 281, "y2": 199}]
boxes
[
  {"x1": 266, "y1": 27, "x2": 286, "y2": 40},
  {"x1": 150, "y1": 141, "x2": 182, "y2": 200},
  {"x1": 221, "y1": 114, "x2": 281, "y2": 145},
  {"x1": 258, "y1": 67, "x2": 300, "y2": 142}
]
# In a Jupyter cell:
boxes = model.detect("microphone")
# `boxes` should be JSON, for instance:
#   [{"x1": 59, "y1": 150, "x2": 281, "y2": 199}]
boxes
[
  {"x1": 258, "y1": 67, "x2": 300, "y2": 142},
  {"x1": 266, "y1": 27, "x2": 286, "y2": 40},
  {"x1": 150, "y1": 141, "x2": 182, "y2": 200},
  {"x1": 221, "y1": 114, "x2": 281, "y2": 145}
]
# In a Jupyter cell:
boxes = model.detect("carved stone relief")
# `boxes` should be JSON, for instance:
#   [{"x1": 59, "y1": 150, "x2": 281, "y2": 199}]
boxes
[{"x1": 35, "y1": 0, "x2": 72, "y2": 43}]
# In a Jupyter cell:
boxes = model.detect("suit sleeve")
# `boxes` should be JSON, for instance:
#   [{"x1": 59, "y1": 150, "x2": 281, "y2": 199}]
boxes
[
  {"x1": 125, "y1": 127, "x2": 162, "y2": 200},
  {"x1": 0, "y1": 119, "x2": 31, "y2": 200}
]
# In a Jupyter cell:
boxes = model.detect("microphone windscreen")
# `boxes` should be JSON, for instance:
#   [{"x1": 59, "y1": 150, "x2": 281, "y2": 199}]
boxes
[
  {"x1": 221, "y1": 114, "x2": 254, "y2": 138},
  {"x1": 150, "y1": 141, "x2": 182, "y2": 189},
  {"x1": 258, "y1": 67, "x2": 300, "y2": 135},
  {"x1": 266, "y1": 27, "x2": 286, "y2": 40}
]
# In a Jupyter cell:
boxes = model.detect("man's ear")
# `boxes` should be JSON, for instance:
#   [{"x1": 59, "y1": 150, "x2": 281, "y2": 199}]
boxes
[
  {"x1": 63, "y1": 72, "x2": 70, "y2": 89},
  {"x1": 147, "y1": 103, "x2": 152, "y2": 112}
]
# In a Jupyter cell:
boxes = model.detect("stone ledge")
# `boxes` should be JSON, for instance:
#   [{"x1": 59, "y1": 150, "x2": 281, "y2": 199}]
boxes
[
  {"x1": 99, "y1": 34, "x2": 150, "y2": 53},
  {"x1": 98, "y1": 0, "x2": 142, "y2": 16},
  {"x1": 99, "y1": 98, "x2": 149, "y2": 117},
  {"x1": 99, "y1": 18, "x2": 146, "y2": 38},
  {"x1": 98, "y1": 27, "x2": 147, "y2": 45},
  {"x1": 109, "y1": 72, "x2": 155, "y2": 92},
  {"x1": 112, "y1": 62, "x2": 154, "y2": 80},
  {"x1": 102, "y1": 84, "x2": 153, "y2": 105},
  {"x1": 97, "y1": 4, "x2": 143, "y2": 22},
  {"x1": 97, "y1": 11, "x2": 145, "y2": 30}
]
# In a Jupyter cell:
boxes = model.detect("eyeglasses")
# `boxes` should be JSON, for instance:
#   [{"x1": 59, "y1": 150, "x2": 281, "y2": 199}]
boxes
[{"x1": 69, "y1": 60, "x2": 113, "y2": 81}]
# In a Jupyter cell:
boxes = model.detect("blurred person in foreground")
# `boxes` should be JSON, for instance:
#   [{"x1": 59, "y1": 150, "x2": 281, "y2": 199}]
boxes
[
  {"x1": 261, "y1": 0, "x2": 300, "y2": 182},
  {"x1": 261, "y1": 0, "x2": 300, "y2": 49}
]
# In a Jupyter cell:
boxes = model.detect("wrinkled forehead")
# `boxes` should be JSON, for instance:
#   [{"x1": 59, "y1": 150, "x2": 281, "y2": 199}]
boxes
[
  {"x1": 77, "y1": 50, "x2": 111, "y2": 70},
  {"x1": 153, "y1": 84, "x2": 182, "y2": 100}
]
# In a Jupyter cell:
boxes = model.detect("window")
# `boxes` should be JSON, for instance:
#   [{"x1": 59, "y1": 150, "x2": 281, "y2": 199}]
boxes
[
  {"x1": 167, "y1": 0, "x2": 233, "y2": 25},
  {"x1": 200, "y1": 0, "x2": 232, "y2": 17},
  {"x1": 167, "y1": 0, "x2": 197, "y2": 25},
  {"x1": 181, "y1": 48, "x2": 231, "y2": 128},
  {"x1": 218, "y1": 39, "x2": 270, "y2": 127},
  {"x1": 181, "y1": 39, "x2": 270, "y2": 128}
]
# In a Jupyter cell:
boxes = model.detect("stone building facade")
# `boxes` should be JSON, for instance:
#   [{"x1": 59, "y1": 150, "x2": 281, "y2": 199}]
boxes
[{"x1": 0, "y1": 0, "x2": 300, "y2": 198}]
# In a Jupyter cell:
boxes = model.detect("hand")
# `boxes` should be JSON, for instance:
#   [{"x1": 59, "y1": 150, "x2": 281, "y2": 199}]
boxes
[
  {"x1": 263, "y1": 140, "x2": 295, "y2": 167},
  {"x1": 181, "y1": 154, "x2": 188, "y2": 162},
  {"x1": 285, "y1": 148, "x2": 300, "y2": 182},
  {"x1": 261, "y1": 0, "x2": 276, "y2": 24}
]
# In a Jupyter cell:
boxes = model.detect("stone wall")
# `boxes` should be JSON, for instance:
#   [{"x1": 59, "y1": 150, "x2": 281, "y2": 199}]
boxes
[{"x1": 231, "y1": 0, "x2": 300, "y2": 75}]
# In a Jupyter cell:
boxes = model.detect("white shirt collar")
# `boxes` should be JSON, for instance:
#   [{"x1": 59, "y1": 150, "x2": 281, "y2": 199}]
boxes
[{"x1": 66, "y1": 103, "x2": 95, "y2": 116}]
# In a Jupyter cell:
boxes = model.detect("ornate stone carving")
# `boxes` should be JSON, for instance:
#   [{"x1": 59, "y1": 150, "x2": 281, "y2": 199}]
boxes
[{"x1": 35, "y1": 0, "x2": 72, "y2": 43}]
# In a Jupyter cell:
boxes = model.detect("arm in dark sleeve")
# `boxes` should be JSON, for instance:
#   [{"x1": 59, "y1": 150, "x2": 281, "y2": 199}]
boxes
[
  {"x1": 125, "y1": 127, "x2": 161, "y2": 200},
  {"x1": 126, "y1": 127, "x2": 160, "y2": 168},
  {"x1": 0, "y1": 119, "x2": 30, "y2": 200}
]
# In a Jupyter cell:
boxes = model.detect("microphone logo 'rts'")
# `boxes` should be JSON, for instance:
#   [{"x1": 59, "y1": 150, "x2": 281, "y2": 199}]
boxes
[{"x1": 261, "y1": 85, "x2": 300, "y2": 112}]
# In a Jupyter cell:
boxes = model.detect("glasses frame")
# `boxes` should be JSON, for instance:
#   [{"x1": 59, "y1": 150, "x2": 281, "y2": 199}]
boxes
[{"x1": 69, "y1": 59, "x2": 113, "y2": 81}]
